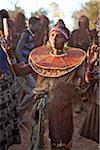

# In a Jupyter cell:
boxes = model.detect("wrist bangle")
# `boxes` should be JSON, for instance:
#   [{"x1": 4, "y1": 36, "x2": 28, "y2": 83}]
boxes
[
  {"x1": 87, "y1": 68, "x2": 94, "y2": 73},
  {"x1": 88, "y1": 70, "x2": 94, "y2": 74},
  {"x1": 88, "y1": 71, "x2": 94, "y2": 80}
]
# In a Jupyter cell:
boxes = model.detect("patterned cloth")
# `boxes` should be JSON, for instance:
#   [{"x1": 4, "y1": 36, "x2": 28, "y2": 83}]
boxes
[
  {"x1": 0, "y1": 46, "x2": 12, "y2": 76},
  {"x1": 31, "y1": 91, "x2": 48, "y2": 150},
  {"x1": 80, "y1": 78, "x2": 99, "y2": 143},
  {"x1": 0, "y1": 76, "x2": 20, "y2": 150}
]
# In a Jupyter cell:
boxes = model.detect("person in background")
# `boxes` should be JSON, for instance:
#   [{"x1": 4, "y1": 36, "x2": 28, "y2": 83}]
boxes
[
  {"x1": 94, "y1": 16, "x2": 100, "y2": 46},
  {"x1": 70, "y1": 15, "x2": 94, "y2": 113},
  {"x1": 80, "y1": 44, "x2": 99, "y2": 144},
  {"x1": 14, "y1": 12, "x2": 26, "y2": 35},
  {"x1": 39, "y1": 15, "x2": 50, "y2": 45},
  {"x1": 14, "y1": 11, "x2": 26, "y2": 50},
  {"x1": 55, "y1": 19, "x2": 70, "y2": 46},
  {"x1": 80, "y1": 18, "x2": 100, "y2": 144},
  {"x1": 70, "y1": 15, "x2": 93, "y2": 52},
  {"x1": 0, "y1": 9, "x2": 16, "y2": 51},
  {"x1": 16, "y1": 16, "x2": 41, "y2": 63},
  {"x1": 15, "y1": 16, "x2": 48, "y2": 123},
  {"x1": 0, "y1": 9, "x2": 20, "y2": 150}
]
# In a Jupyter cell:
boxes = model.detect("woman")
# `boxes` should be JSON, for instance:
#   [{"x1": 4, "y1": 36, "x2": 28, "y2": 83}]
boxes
[
  {"x1": 39, "y1": 15, "x2": 49, "y2": 45},
  {"x1": 14, "y1": 12, "x2": 26, "y2": 50},
  {"x1": 80, "y1": 44, "x2": 99, "y2": 143},
  {"x1": 15, "y1": 16, "x2": 47, "y2": 120},
  {"x1": 70, "y1": 15, "x2": 93, "y2": 52},
  {"x1": 0, "y1": 9, "x2": 20, "y2": 150},
  {"x1": 55, "y1": 19, "x2": 70, "y2": 46},
  {"x1": 70, "y1": 15, "x2": 94, "y2": 112},
  {"x1": 28, "y1": 26, "x2": 86, "y2": 150},
  {"x1": 0, "y1": 47, "x2": 21, "y2": 150},
  {"x1": 55, "y1": 19, "x2": 70, "y2": 38}
]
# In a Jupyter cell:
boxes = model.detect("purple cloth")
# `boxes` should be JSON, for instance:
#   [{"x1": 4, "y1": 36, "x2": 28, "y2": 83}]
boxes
[{"x1": 0, "y1": 46, "x2": 11, "y2": 75}]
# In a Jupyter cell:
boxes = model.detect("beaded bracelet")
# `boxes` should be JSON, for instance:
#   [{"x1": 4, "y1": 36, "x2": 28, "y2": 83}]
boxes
[{"x1": 88, "y1": 70, "x2": 94, "y2": 80}]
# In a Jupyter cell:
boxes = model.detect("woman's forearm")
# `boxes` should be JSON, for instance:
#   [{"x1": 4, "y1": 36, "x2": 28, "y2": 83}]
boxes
[{"x1": 12, "y1": 64, "x2": 33, "y2": 76}]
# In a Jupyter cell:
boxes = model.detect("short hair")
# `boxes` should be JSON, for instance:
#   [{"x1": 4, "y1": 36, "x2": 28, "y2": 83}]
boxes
[{"x1": 29, "y1": 17, "x2": 40, "y2": 25}]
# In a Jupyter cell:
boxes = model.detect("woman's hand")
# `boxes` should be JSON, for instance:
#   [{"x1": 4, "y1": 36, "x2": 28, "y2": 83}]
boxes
[
  {"x1": 87, "y1": 44, "x2": 98, "y2": 66},
  {"x1": 86, "y1": 44, "x2": 99, "y2": 83}
]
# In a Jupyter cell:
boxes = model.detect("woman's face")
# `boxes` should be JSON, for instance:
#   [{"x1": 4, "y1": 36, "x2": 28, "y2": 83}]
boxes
[
  {"x1": 30, "y1": 20, "x2": 42, "y2": 33},
  {"x1": 79, "y1": 16, "x2": 89, "y2": 29},
  {"x1": 56, "y1": 21, "x2": 65, "y2": 28},
  {"x1": 49, "y1": 30, "x2": 66, "y2": 50}
]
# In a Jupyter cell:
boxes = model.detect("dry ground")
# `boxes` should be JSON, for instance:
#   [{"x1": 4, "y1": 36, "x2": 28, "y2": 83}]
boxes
[{"x1": 10, "y1": 102, "x2": 99, "y2": 150}]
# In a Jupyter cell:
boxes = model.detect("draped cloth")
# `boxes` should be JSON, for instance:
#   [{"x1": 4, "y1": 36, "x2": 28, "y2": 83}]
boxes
[
  {"x1": 31, "y1": 90, "x2": 49, "y2": 150},
  {"x1": 80, "y1": 80, "x2": 99, "y2": 143},
  {"x1": 0, "y1": 76, "x2": 21, "y2": 150},
  {"x1": 31, "y1": 74, "x2": 75, "y2": 150}
]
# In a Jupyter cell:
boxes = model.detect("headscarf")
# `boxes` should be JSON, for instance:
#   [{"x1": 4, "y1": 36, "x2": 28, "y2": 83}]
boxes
[{"x1": 49, "y1": 27, "x2": 69, "y2": 40}]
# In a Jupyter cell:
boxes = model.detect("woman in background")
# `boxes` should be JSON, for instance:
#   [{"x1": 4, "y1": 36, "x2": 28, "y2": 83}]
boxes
[{"x1": 0, "y1": 9, "x2": 20, "y2": 150}]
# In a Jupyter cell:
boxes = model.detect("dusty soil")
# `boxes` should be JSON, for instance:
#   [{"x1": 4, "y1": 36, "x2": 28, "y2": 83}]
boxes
[{"x1": 9, "y1": 102, "x2": 99, "y2": 150}]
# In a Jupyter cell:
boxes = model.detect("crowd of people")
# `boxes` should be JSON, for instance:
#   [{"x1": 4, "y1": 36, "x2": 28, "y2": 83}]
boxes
[{"x1": 0, "y1": 9, "x2": 99, "y2": 150}]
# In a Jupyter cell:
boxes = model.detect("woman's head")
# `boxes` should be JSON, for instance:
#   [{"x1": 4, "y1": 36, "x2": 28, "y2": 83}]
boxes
[
  {"x1": 39, "y1": 15, "x2": 49, "y2": 27},
  {"x1": 49, "y1": 27, "x2": 69, "y2": 52},
  {"x1": 56, "y1": 19, "x2": 65, "y2": 28},
  {"x1": 29, "y1": 17, "x2": 41, "y2": 33},
  {"x1": 79, "y1": 15, "x2": 89, "y2": 29},
  {"x1": 15, "y1": 12, "x2": 26, "y2": 33}
]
